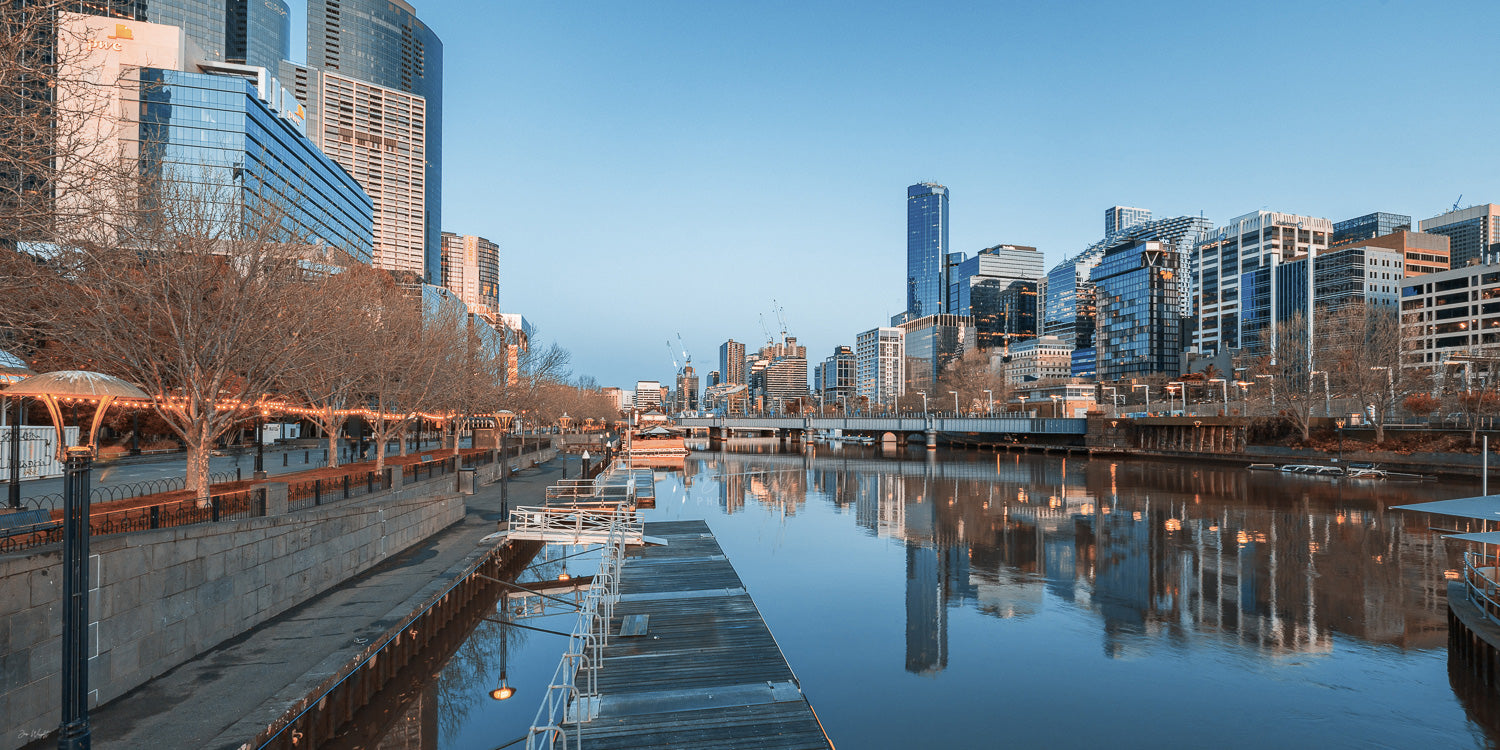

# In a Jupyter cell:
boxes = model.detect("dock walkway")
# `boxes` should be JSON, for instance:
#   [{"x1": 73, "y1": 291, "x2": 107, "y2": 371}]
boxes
[{"x1": 575, "y1": 520, "x2": 832, "y2": 749}]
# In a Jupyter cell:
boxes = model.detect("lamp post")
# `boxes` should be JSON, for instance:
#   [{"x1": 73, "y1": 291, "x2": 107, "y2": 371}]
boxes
[
  {"x1": 1335, "y1": 418, "x2": 1345, "y2": 465},
  {"x1": 1050, "y1": 394, "x2": 1062, "y2": 418},
  {"x1": 949, "y1": 390, "x2": 959, "y2": 416},
  {"x1": 2, "y1": 352, "x2": 36, "y2": 509},
  {"x1": 496, "y1": 410, "x2": 515, "y2": 518},
  {"x1": 1310, "y1": 370, "x2": 1330, "y2": 417},
  {"x1": 1208, "y1": 378, "x2": 1229, "y2": 416},
  {"x1": 1168, "y1": 381, "x2": 1186, "y2": 416},
  {"x1": 1019, "y1": 395, "x2": 1028, "y2": 416},
  {"x1": 5, "y1": 371, "x2": 148, "y2": 750},
  {"x1": 916, "y1": 391, "x2": 927, "y2": 415},
  {"x1": 983, "y1": 389, "x2": 993, "y2": 417},
  {"x1": 1132, "y1": 384, "x2": 1150, "y2": 415},
  {"x1": 253, "y1": 404, "x2": 269, "y2": 480}
]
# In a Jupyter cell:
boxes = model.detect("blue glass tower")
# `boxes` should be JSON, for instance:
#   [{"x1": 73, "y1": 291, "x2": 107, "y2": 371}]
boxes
[{"x1": 906, "y1": 183, "x2": 949, "y2": 318}]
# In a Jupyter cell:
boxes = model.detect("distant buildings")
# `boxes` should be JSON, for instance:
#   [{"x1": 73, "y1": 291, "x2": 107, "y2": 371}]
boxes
[
  {"x1": 1332, "y1": 211, "x2": 1411, "y2": 246},
  {"x1": 1419, "y1": 204, "x2": 1500, "y2": 269},
  {"x1": 1002, "y1": 336, "x2": 1073, "y2": 386},
  {"x1": 856, "y1": 327, "x2": 905, "y2": 407},
  {"x1": 439, "y1": 233, "x2": 500, "y2": 321},
  {"x1": 673, "y1": 366, "x2": 699, "y2": 413},
  {"x1": 907, "y1": 183, "x2": 951, "y2": 318},
  {"x1": 1339, "y1": 229, "x2": 1450, "y2": 276},
  {"x1": 1105, "y1": 206, "x2": 1152, "y2": 236},
  {"x1": 1095, "y1": 240, "x2": 1183, "y2": 379},
  {"x1": 753, "y1": 337, "x2": 809, "y2": 407},
  {"x1": 1400, "y1": 263, "x2": 1500, "y2": 372},
  {"x1": 1191, "y1": 211, "x2": 1332, "y2": 356},
  {"x1": 948, "y1": 245, "x2": 1044, "y2": 350},
  {"x1": 816, "y1": 347, "x2": 856, "y2": 408},
  {"x1": 719, "y1": 339, "x2": 747, "y2": 385}
]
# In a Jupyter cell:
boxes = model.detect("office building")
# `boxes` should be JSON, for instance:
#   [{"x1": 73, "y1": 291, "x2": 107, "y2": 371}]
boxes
[
  {"x1": 1419, "y1": 204, "x2": 1500, "y2": 269},
  {"x1": 439, "y1": 232, "x2": 500, "y2": 321},
  {"x1": 907, "y1": 183, "x2": 950, "y2": 318},
  {"x1": 58, "y1": 15, "x2": 373, "y2": 262},
  {"x1": 856, "y1": 327, "x2": 905, "y2": 407},
  {"x1": 948, "y1": 243, "x2": 1044, "y2": 316},
  {"x1": 1344, "y1": 229, "x2": 1450, "y2": 276},
  {"x1": 1400, "y1": 263, "x2": 1500, "y2": 371},
  {"x1": 1042, "y1": 251, "x2": 1102, "y2": 377},
  {"x1": 1239, "y1": 244, "x2": 1403, "y2": 357},
  {"x1": 719, "y1": 339, "x2": 747, "y2": 385},
  {"x1": 634, "y1": 381, "x2": 662, "y2": 410},
  {"x1": 1332, "y1": 211, "x2": 1410, "y2": 246},
  {"x1": 817, "y1": 346, "x2": 856, "y2": 407},
  {"x1": 1105, "y1": 206, "x2": 1151, "y2": 236},
  {"x1": 900, "y1": 314, "x2": 975, "y2": 393},
  {"x1": 1191, "y1": 211, "x2": 1332, "y2": 356},
  {"x1": 749, "y1": 336, "x2": 808, "y2": 407},
  {"x1": 1095, "y1": 240, "x2": 1182, "y2": 379},
  {"x1": 1002, "y1": 336, "x2": 1073, "y2": 385},
  {"x1": 295, "y1": 0, "x2": 443, "y2": 284}
]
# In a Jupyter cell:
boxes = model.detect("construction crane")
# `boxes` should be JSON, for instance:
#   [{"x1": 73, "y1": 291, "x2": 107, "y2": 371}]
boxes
[
  {"x1": 758, "y1": 314, "x2": 774, "y2": 346},
  {"x1": 771, "y1": 299, "x2": 788, "y2": 342},
  {"x1": 665, "y1": 339, "x2": 680, "y2": 376},
  {"x1": 1453, "y1": 194, "x2": 1464, "y2": 213},
  {"x1": 676, "y1": 332, "x2": 692, "y2": 369}
]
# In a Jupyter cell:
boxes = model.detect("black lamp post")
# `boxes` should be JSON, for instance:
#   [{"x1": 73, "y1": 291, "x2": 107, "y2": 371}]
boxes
[
  {"x1": 253, "y1": 409, "x2": 266, "y2": 479},
  {"x1": 496, "y1": 410, "x2": 515, "y2": 518},
  {"x1": 2, "y1": 352, "x2": 36, "y2": 509},
  {"x1": 5, "y1": 371, "x2": 148, "y2": 750}
]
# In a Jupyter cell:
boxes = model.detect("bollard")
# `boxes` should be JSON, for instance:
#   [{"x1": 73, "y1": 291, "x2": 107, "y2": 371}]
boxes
[{"x1": 283, "y1": 452, "x2": 288, "y2": 467}]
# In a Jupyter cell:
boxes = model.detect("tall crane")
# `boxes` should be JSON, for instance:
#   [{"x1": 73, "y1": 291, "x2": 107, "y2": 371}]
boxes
[
  {"x1": 772, "y1": 299, "x2": 788, "y2": 342},
  {"x1": 1453, "y1": 194, "x2": 1465, "y2": 213},
  {"x1": 676, "y1": 332, "x2": 692, "y2": 370},
  {"x1": 758, "y1": 314, "x2": 774, "y2": 346},
  {"x1": 665, "y1": 339, "x2": 679, "y2": 376}
]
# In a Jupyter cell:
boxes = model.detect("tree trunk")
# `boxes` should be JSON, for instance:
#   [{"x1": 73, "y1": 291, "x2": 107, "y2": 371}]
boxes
[
  {"x1": 1374, "y1": 415, "x2": 1385, "y2": 445},
  {"x1": 374, "y1": 414, "x2": 387, "y2": 476},
  {"x1": 327, "y1": 429, "x2": 340, "y2": 469},
  {"x1": 186, "y1": 421, "x2": 212, "y2": 508}
]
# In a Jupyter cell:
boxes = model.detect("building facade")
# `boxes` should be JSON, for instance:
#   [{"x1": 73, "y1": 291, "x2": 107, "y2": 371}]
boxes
[
  {"x1": 1240, "y1": 245, "x2": 1403, "y2": 357},
  {"x1": 1105, "y1": 206, "x2": 1151, "y2": 236},
  {"x1": 907, "y1": 183, "x2": 950, "y2": 318},
  {"x1": 303, "y1": 0, "x2": 443, "y2": 284},
  {"x1": 1419, "y1": 205, "x2": 1500, "y2": 270},
  {"x1": 674, "y1": 366, "x2": 699, "y2": 413},
  {"x1": 1399, "y1": 263, "x2": 1500, "y2": 372},
  {"x1": 816, "y1": 346, "x2": 856, "y2": 408},
  {"x1": 1094, "y1": 240, "x2": 1181, "y2": 380},
  {"x1": 1002, "y1": 335, "x2": 1073, "y2": 386},
  {"x1": 439, "y1": 232, "x2": 500, "y2": 320},
  {"x1": 1332, "y1": 211, "x2": 1411, "y2": 246},
  {"x1": 1192, "y1": 211, "x2": 1332, "y2": 356},
  {"x1": 719, "y1": 339, "x2": 746, "y2": 385},
  {"x1": 855, "y1": 327, "x2": 905, "y2": 407},
  {"x1": 1347, "y1": 229, "x2": 1450, "y2": 276},
  {"x1": 900, "y1": 314, "x2": 975, "y2": 394},
  {"x1": 634, "y1": 381, "x2": 662, "y2": 410}
]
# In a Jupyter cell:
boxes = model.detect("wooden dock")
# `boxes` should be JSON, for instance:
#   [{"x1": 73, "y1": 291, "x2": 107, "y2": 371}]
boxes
[{"x1": 576, "y1": 520, "x2": 833, "y2": 749}]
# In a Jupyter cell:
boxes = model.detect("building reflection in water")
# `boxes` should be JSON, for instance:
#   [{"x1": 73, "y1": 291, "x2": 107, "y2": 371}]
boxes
[{"x1": 690, "y1": 448, "x2": 1456, "y2": 678}]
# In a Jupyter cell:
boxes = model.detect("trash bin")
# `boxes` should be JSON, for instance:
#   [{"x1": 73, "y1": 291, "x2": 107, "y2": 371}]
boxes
[{"x1": 458, "y1": 467, "x2": 477, "y2": 495}]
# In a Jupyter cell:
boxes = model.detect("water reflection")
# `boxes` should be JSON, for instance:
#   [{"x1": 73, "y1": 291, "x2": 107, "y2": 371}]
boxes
[{"x1": 692, "y1": 448, "x2": 1458, "y2": 674}]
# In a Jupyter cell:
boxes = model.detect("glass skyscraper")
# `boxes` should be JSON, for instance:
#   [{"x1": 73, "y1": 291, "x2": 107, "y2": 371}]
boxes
[
  {"x1": 1094, "y1": 240, "x2": 1181, "y2": 379},
  {"x1": 226, "y1": 0, "x2": 291, "y2": 70},
  {"x1": 132, "y1": 68, "x2": 375, "y2": 263},
  {"x1": 907, "y1": 183, "x2": 950, "y2": 318},
  {"x1": 1332, "y1": 211, "x2": 1411, "y2": 246},
  {"x1": 307, "y1": 0, "x2": 443, "y2": 285}
]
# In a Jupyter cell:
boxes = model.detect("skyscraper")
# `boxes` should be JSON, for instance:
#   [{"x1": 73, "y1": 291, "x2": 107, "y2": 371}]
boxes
[
  {"x1": 1105, "y1": 206, "x2": 1151, "y2": 236},
  {"x1": 1332, "y1": 211, "x2": 1411, "y2": 246},
  {"x1": 301, "y1": 0, "x2": 443, "y2": 284},
  {"x1": 1191, "y1": 211, "x2": 1331, "y2": 355},
  {"x1": 1095, "y1": 240, "x2": 1182, "y2": 379},
  {"x1": 907, "y1": 183, "x2": 950, "y2": 318},
  {"x1": 856, "y1": 327, "x2": 905, "y2": 407},
  {"x1": 439, "y1": 232, "x2": 500, "y2": 321},
  {"x1": 719, "y1": 339, "x2": 746, "y2": 385},
  {"x1": 226, "y1": 0, "x2": 290, "y2": 70}
]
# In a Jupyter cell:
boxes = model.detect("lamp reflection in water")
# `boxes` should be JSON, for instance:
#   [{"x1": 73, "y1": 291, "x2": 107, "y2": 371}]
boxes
[
  {"x1": 4, "y1": 370, "x2": 148, "y2": 750},
  {"x1": 488, "y1": 606, "x2": 517, "y2": 701}
]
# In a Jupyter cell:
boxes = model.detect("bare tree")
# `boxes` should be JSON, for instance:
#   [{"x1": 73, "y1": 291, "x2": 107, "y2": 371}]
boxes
[
  {"x1": 1249, "y1": 311, "x2": 1319, "y2": 442},
  {"x1": 1324, "y1": 302, "x2": 1412, "y2": 444},
  {"x1": 936, "y1": 349, "x2": 1008, "y2": 415}
]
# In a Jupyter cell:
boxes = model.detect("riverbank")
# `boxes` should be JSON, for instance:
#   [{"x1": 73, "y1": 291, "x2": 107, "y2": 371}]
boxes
[{"x1": 19, "y1": 457, "x2": 560, "y2": 750}]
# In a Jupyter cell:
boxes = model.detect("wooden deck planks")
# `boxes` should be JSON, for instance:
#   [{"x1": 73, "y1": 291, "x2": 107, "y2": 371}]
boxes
[{"x1": 576, "y1": 520, "x2": 832, "y2": 749}]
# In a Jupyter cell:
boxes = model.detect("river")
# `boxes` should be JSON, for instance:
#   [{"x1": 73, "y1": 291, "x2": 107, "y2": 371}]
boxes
[{"x1": 332, "y1": 444, "x2": 1500, "y2": 749}]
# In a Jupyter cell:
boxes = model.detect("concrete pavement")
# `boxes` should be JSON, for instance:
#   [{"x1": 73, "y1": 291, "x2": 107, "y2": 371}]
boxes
[{"x1": 23, "y1": 456, "x2": 562, "y2": 750}]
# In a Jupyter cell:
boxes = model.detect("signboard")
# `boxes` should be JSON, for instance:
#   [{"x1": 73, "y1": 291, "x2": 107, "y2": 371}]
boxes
[{"x1": 0, "y1": 426, "x2": 80, "y2": 480}]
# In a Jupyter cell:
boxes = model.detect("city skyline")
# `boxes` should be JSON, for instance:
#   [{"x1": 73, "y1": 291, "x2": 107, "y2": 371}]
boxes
[{"x1": 318, "y1": 1, "x2": 1499, "y2": 388}]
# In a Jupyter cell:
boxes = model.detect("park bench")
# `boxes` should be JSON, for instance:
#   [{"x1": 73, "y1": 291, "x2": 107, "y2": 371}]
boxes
[{"x1": 0, "y1": 508, "x2": 61, "y2": 537}]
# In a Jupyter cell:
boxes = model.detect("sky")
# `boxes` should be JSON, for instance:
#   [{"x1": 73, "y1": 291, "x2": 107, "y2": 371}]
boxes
[{"x1": 308, "y1": 1, "x2": 1500, "y2": 389}]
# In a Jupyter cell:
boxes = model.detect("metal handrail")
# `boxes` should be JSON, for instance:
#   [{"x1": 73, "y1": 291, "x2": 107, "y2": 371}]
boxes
[
  {"x1": 525, "y1": 505, "x2": 629, "y2": 749},
  {"x1": 1464, "y1": 550, "x2": 1500, "y2": 628}
]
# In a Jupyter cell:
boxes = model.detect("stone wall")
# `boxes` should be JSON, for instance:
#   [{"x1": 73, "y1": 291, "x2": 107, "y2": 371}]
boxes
[{"x1": 0, "y1": 473, "x2": 466, "y2": 749}]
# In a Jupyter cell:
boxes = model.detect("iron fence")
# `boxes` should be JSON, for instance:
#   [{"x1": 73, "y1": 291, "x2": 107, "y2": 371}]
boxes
[
  {"x1": 286, "y1": 470, "x2": 388, "y2": 513},
  {"x1": 0, "y1": 487, "x2": 266, "y2": 554},
  {"x1": 18, "y1": 469, "x2": 242, "y2": 511}
]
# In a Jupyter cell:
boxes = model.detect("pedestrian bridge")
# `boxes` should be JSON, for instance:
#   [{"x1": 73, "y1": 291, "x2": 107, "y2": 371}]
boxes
[{"x1": 674, "y1": 415, "x2": 1087, "y2": 436}]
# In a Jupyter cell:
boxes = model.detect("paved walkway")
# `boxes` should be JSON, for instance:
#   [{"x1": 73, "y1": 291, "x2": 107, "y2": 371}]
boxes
[{"x1": 32, "y1": 457, "x2": 563, "y2": 750}]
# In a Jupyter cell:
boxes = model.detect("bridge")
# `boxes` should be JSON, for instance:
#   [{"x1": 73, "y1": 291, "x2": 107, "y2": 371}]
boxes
[{"x1": 675, "y1": 415, "x2": 1087, "y2": 447}]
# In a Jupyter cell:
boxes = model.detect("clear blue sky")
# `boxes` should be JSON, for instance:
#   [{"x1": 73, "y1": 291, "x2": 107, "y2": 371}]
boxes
[{"x1": 329, "y1": 1, "x2": 1500, "y2": 389}]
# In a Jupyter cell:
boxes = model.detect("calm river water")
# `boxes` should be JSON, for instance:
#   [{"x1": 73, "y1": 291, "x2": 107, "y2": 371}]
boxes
[{"x1": 337, "y1": 444, "x2": 1500, "y2": 750}]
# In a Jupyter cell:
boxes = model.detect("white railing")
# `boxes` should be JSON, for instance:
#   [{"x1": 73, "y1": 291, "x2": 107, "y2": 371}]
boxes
[
  {"x1": 508, "y1": 505, "x2": 643, "y2": 546},
  {"x1": 1464, "y1": 550, "x2": 1500, "y2": 628},
  {"x1": 525, "y1": 510, "x2": 628, "y2": 750}
]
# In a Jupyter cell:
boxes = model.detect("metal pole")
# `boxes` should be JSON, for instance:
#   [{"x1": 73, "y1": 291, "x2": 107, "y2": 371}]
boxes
[
  {"x1": 1485, "y1": 435, "x2": 1489, "y2": 497},
  {"x1": 499, "y1": 430, "x2": 509, "y2": 515},
  {"x1": 57, "y1": 448, "x2": 92, "y2": 750},
  {"x1": 129, "y1": 411, "x2": 140, "y2": 456},
  {"x1": 254, "y1": 414, "x2": 265, "y2": 477},
  {"x1": 8, "y1": 397, "x2": 20, "y2": 509}
]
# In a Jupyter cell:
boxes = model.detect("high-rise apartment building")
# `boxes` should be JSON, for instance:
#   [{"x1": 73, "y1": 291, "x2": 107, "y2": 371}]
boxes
[
  {"x1": 298, "y1": 0, "x2": 443, "y2": 284},
  {"x1": 634, "y1": 381, "x2": 662, "y2": 410},
  {"x1": 1095, "y1": 240, "x2": 1182, "y2": 379},
  {"x1": 856, "y1": 327, "x2": 905, "y2": 407},
  {"x1": 719, "y1": 339, "x2": 746, "y2": 385},
  {"x1": 947, "y1": 244, "x2": 1044, "y2": 314},
  {"x1": 1401, "y1": 263, "x2": 1500, "y2": 371},
  {"x1": 1042, "y1": 251, "x2": 1102, "y2": 375},
  {"x1": 1191, "y1": 211, "x2": 1332, "y2": 355},
  {"x1": 439, "y1": 232, "x2": 500, "y2": 321},
  {"x1": 1105, "y1": 206, "x2": 1151, "y2": 236},
  {"x1": 1332, "y1": 211, "x2": 1411, "y2": 246},
  {"x1": 1419, "y1": 204, "x2": 1500, "y2": 269},
  {"x1": 907, "y1": 183, "x2": 950, "y2": 318},
  {"x1": 674, "y1": 365, "x2": 699, "y2": 413}
]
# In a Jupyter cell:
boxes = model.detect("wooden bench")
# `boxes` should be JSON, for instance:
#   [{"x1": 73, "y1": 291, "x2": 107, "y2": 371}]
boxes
[{"x1": 0, "y1": 509, "x2": 60, "y2": 537}]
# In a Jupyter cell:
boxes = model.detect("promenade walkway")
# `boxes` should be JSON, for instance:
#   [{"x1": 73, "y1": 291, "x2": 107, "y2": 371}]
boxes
[{"x1": 32, "y1": 458, "x2": 561, "y2": 750}]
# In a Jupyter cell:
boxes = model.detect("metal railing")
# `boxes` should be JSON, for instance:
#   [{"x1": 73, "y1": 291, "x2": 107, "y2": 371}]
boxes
[
  {"x1": 525, "y1": 507, "x2": 628, "y2": 750},
  {"x1": 286, "y1": 470, "x2": 388, "y2": 512},
  {"x1": 507, "y1": 505, "x2": 643, "y2": 546},
  {"x1": 1465, "y1": 550, "x2": 1500, "y2": 628},
  {"x1": 19, "y1": 469, "x2": 242, "y2": 511},
  {"x1": 403, "y1": 455, "x2": 458, "y2": 482},
  {"x1": 0, "y1": 487, "x2": 265, "y2": 554}
]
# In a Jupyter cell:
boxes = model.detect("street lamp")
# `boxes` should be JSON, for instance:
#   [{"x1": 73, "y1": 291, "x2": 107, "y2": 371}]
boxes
[
  {"x1": 1132, "y1": 384, "x2": 1150, "y2": 415},
  {"x1": 1168, "y1": 381, "x2": 1186, "y2": 415},
  {"x1": 916, "y1": 391, "x2": 927, "y2": 415},
  {"x1": 5, "y1": 371, "x2": 148, "y2": 750},
  {"x1": 1049, "y1": 394, "x2": 1062, "y2": 418},
  {"x1": 559, "y1": 413, "x2": 573, "y2": 433},
  {"x1": 983, "y1": 389, "x2": 993, "y2": 417},
  {"x1": 1019, "y1": 395, "x2": 1029, "y2": 415},
  {"x1": 1334, "y1": 418, "x2": 1345, "y2": 465},
  {"x1": 949, "y1": 390, "x2": 959, "y2": 416},
  {"x1": 496, "y1": 409, "x2": 516, "y2": 516},
  {"x1": 1207, "y1": 378, "x2": 1228, "y2": 416},
  {"x1": 1, "y1": 350, "x2": 35, "y2": 509}
]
